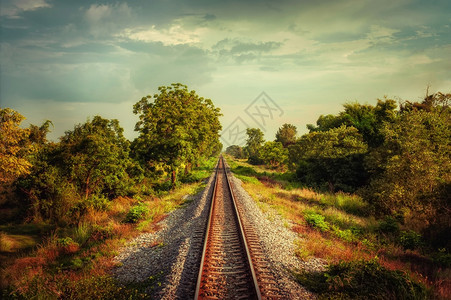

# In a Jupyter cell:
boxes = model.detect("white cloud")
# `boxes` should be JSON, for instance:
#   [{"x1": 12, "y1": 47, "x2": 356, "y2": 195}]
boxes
[
  {"x1": 85, "y1": 4, "x2": 113, "y2": 24},
  {"x1": 118, "y1": 25, "x2": 207, "y2": 46},
  {"x1": 0, "y1": 0, "x2": 51, "y2": 18},
  {"x1": 366, "y1": 25, "x2": 400, "y2": 43},
  {"x1": 84, "y1": 3, "x2": 132, "y2": 37}
]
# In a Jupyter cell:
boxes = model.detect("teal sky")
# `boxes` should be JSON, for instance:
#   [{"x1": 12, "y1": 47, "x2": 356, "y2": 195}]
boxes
[{"x1": 1, "y1": 0, "x2": 450, "y2": 143}]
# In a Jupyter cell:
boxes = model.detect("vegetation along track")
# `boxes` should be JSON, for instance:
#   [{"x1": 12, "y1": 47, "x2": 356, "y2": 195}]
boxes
[{"x1": 195, "y1": 156, "x2": 282, "y2": 299}]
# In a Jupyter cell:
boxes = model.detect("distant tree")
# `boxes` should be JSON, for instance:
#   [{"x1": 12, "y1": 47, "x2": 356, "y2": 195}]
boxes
[
  {"x1": 244, "y1": 128, "x2": 265, "y2": 165},
  {"x1": 225, "y1": 145, "x2": 246, "y2": 159},
  {"x1": 275, "y1": 123, "x2": 297, "y2": 147},
  {"x1": 307, "y1": 99, "x2": 397, "y2": 148},
  {"x1": 260, "y1": 141, "x2": 288, "y2": 169},
  {"x1": 132, "y1": 83, "x2": 222, "y2": 186},
  {"x1": 0, "y1": 108, "x2": 33, "y2": 183}
]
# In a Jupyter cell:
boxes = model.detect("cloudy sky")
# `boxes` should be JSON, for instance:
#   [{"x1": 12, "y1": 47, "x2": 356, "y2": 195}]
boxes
[{"x1": 1, "y1": 0, "x2": 450, "y2": 144}]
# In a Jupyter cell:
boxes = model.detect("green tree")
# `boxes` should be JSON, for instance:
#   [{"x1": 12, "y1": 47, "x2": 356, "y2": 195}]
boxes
[
  {"x1": 307, "y1": 99, "x2": 397, "y2": 147},
  {"x1": 291, "y1": 126, "x2": 368, "y2": 192},
  {"x1": 19, "y1": 116, "x2": 142, "y2": 223},
  {"x1": 275, "y1": 123, "x2": 297, "y2": 147},
  {"x1": 0, "y1": 108, "x2": 34, "y2": 183},
  {"x1": 307, "y1": 114, "x2": 345, "y2": 133},
  {"x1": 364, "y1": 93, "x2": 450, "y2": 235},
  {"x1": 244, "y1": 128, "x2": 265, "y2": 165},
  {"x1": 225, "y1": 145, "x2": 246, "y2": 159},
  {"x1": 61, "y1": 116, "x2": 141, "y2": 200},
  {"x1": 260, "y1": 141, "x2": 288, "y2": 169},
  {"x1": 132, "y1": 83, "x2": 222, "y2": 186},
  {"x1": 28, "y1": 120, "x2": 53, "y2": 146}
]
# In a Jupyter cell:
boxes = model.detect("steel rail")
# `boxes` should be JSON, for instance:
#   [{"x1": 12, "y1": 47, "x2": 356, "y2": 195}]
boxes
[
  {"x1": 194, "y1": 156, "x2": 262, "y2": 299},
  {"x1": 194, "y1": 158, "x2": 220, "y2": 299},
  {"x1": 223, "y1": 157, "x2": 262, "y2": 300}
]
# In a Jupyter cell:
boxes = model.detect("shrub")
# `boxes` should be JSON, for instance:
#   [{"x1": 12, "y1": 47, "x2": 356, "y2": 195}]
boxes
[
  {"x1": 124, "y1": 203, "x2": 149, "y2": 223},
  {"x1": 86, "y1": 194, "x2": 110, "y2": 211},
  {"x1": 232, "y1": 165, "x2": 258, "y2": 176},
  {"x1": 304, "y1": 211, "x2": 329, "y2": 232},
  {"x1": 296, "y1": 259, "x2": 428, "y2": 299},
  {"x1": 399, "y1": 230, "x2": 423, "y2": 250},
  {"x1": 89, "y1": 225, "x2": 113, "y2": 242},
  {"x1": 432, "y1": 248, "x2": 451, "y2": 267},
  {"x1": 57, "y1": 237, "x2": 79, "y2": 254},
  {"x1": 332, "y1": 226, "x2": 356, "y2": 242},
  {"x1": 377, "y1": 216, "x2": 400, "y2": 234}
]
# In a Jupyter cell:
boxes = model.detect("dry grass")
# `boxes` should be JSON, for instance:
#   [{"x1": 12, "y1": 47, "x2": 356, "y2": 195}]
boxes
[
  {"x1": 1, "y1": 178, "x2": 208, "y2": 299},
  {"x1": 0, "y1": 232, "x2": 36, "y2": 253}
]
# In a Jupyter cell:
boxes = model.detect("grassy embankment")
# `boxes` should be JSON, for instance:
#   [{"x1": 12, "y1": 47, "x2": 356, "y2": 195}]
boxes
[
  {"x1": 0, "y1": 157, "x2": 217, "y2": 299},
  {"x1": 226, "y1": 155, "x2": 450, "y2": 299}
]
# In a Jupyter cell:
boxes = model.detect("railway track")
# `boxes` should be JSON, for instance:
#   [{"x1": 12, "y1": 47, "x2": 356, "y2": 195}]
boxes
[{"x1": 194, "y1": 156, "x2": 282, "y2": 299}]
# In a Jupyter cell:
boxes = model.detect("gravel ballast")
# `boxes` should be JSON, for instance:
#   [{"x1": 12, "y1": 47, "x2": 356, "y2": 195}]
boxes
[{"x1": 113, "y1": 161, "x2": 326, "y2": 299}]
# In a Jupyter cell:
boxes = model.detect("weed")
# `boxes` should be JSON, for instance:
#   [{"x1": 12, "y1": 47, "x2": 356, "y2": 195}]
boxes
[
  {"x1": 57, "y1": 237, "x2": 79, "y2": 254},
  {"x1": 73, "y1": 222, "x2": 92, "y2": 245},
  {"x1": 304, "y1": 211, "x2": 329, "y2": 232},
  {"x1": 399, "y1": 230, "x2": 423, "y2": 250},
  {"x1": 377, "y1": 216, "x2": 400, "y2": 234},
  {"x1": 124, "y1": 203, "x2": 149, "y2": 223},
  {"x1": 331, "y1": 225, "x2": 356, "y2": 243}
]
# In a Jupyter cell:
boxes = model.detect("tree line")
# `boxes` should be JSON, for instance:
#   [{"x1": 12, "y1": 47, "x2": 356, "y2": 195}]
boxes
[
  {"x1": 0, "y1": 83, "x2": 222, "y2": 225},
  {"x1": 226, "y1": 92, "x2": 450, "y2": 248}
]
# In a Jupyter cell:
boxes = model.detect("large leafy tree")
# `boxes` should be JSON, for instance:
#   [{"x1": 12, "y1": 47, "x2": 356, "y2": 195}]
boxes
[
  {"x1": 244, "y1": 128, "x2": 265, "y2": 165},
  {"x1": 260, "y1": 141, "x2": 288, "y2": 169},
  {"x1": 60, "y1": 116, "x2": 140, "y2": 199},
  {"x1": 275, "y1": 123, "x2": 297, "y2": 148},
  {"x1": 132, "y1": 83, "x2": 222, "y2": 185},
  {"x1": 364, "y1": 93, "x2": 450, "y2": 235},
  {"x1": 290, "y1": 126, "x2": 368, "y2": 192},
  {"x1": 307, "y1": 99, "x2": 397, "y2": 147},
  {"x1": 19, "y1": 116, "x2": 141, "y2": 223},
  {"x1": 0, "y1": 108, "x2": 34, "y2": 183}
]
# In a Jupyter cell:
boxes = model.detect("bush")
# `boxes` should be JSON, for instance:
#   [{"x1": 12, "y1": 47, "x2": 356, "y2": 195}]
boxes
[
  {"x1": 124, "y1": 203, "x2": 149, "y2": 223},
  {"x1": 332, "y1": 226, "x2": 356, "y2": 242},
  {"x1": 432, "y1": 248, "x2": 451, "y2": 268},
  {"x1": 304, "y1": 211, "x2": 329, "y2": 232},
  {"x1": 377, "y1": 216, "x2": 400, "y2": 234},
  {"x1": 86, "y1": 194, "x2": 110, "y2": 211},
  {"x1": 399, "y1": 230, "x2": 423, "y2": 250},
  {"x1": 232, "y1": 165, "x2": 258, "y2": 176},
  {"x1": 89, "y1": 225, "x2": 113, "y2": 242},
  {"x1": 296, "y1": 259, "x2": 428, "y2": 299}
]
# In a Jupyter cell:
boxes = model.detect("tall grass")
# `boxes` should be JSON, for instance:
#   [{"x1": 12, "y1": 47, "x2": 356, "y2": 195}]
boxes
[{"x1": 73, "y1": 222, "x2": 92, "y2": 245}]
